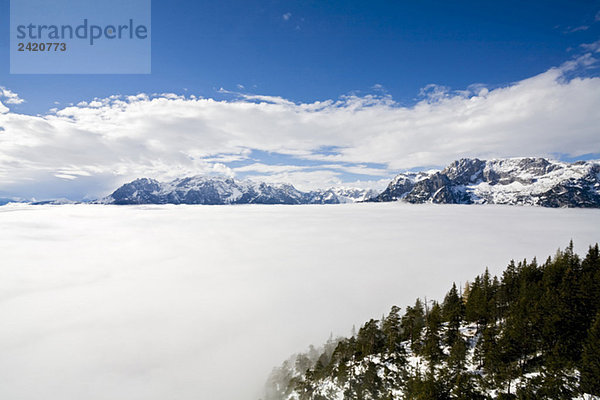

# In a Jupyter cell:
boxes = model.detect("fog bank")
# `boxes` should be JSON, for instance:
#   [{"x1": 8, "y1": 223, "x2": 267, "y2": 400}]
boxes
[{"x1": 0, "y1": 203, "x2": 598, "y2": 400}]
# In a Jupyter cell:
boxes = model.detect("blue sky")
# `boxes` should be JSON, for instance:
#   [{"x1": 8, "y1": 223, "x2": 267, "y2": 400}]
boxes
[
  {"x1": 1, "y1": 0, "x2": 599, "y2": 112},
  {"x1": 0, "y1": 0, "x2": 599, "y2": 199}
]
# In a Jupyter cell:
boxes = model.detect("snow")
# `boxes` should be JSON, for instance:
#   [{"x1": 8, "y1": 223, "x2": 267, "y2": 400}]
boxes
[
  {"x1": 106, "y1": 175, "x2": 376, "y2": 204},
  {"x1": 0, "y1": 203, "x2": 599, "y2": 400},
  {"x1": 471, "y1": 159, "x2": 599, "y2": 204},
  {"x1": 385, "y1": 158, "x2": 600, "y2": 206},
  {"x1": 289, "y1": 317, "x2": 581, "y2": 399}
]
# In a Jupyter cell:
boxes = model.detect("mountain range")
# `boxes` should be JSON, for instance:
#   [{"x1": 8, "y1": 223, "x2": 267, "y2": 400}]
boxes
[
  {"x1": 100, "y1": 157, "x2": 600, "y2": 207},
  {"x1": 371, "y1": 157, "x2": 600, "y2": 207},
  {"x1": 100, "y1": 176, "x2": 378, "y2": 205}
]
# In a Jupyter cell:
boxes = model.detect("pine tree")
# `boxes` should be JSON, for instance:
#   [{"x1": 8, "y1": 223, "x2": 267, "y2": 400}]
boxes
[
  {"x1": 540, "y1": 245, "x2": 587, "y2": 367},
  {"x1": 477, "y1": 323, "x2": 499, "y2": 373},
  {"x1": 581, "y1": 244, "x2": 600, "y2": 325},
  {"x1": 497, "y1": 260, "x2": 518, "y2": 318},
  {"x1": 442, "y1": 282, "x2": 463, "y2": 347},
  {"x1": 500, "y1": 258, "x2": 542, "y2": 374},
  {"x1": 447, "y1": 336, "x2": 467, "y2": 373},
  {"x1": 401, "y1": 298, "x2": 425, "y2": 352},
  {"x1": 356, "y1": 319, "x2": 385, "y2": 358},
  {"x1": 465, "y1": 275, "x2": 484, "y2": 325},
  {"x1": 382, "y1": 305, "x2": 403, "y2": 354},
  {"x1": 450, "y1": 372, "x2": 484, "y2": 400},
  {"x1": 357, "y1": 361, "x2": 383, "y2": 399},
  {"x1": 422, "y1": 302, "x2": 444, "y2": 368},
  {"x1": 404, "y1": 368, "x2": 450, "y2": 400},
  {"x1": 581, "y1": 312, "x2": 600, "y2": 395},
  {"x1": 462, "y1": 281, "x2": 470, "y2": 302}
]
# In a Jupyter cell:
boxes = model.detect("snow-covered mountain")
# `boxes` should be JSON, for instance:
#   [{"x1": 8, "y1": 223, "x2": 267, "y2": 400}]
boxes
[
  {"x1": 306, "y1": 187, "x2": 380, "y2": 204},
  {"x1": 99, "y1": 158, "x2": 599, "y2": 207},
  {"x1": 100, "y1": 176, "x2": 377, "y2": 205},
  {"x1": 372, "y1": 158, "x2": 600, "y2": 207}
]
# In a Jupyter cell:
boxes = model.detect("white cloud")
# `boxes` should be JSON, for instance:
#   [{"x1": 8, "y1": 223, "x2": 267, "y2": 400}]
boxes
[
  {"x1": 0, "y1": 52, "x2": 599, "y2": 199},
  {"x1": 581, "y1": 39, "x2": 600, "y2": 52},
  {"x1": 54, "y1": 173, "x2": 78, "y2": 180},
  {"x1": 371, "y1": 83, "x2": 387, "y2": 93},
  {"x1": 0, "y1": 87, "x2": 25, "y2": 105},
  {"x1": 230, "y1": 163, "x2": 391, "y2": 191},
  {"x1": 234, "y1": 163, "x2": 306, "y2": 174},
  {"x1": 233, "y1": 163, "x2": 389, "y2": 178},
  {"x1": 418, "y1": 83, "x2": 451, "y2": 102},
  {"x1": 317, "y1": 163, "x2": 391, "y2": 177},
  {"x1": 245, "y1": 170, "x2": 345, "y2": 191},
  {"x1": 566, "y1": 25, "x2": 590, "y2": 33},
  {"x1": 341, "y1": 178, "x2": 391, "y2": 191},
  {"x1": 201, "y1": 151, "x2": 250, "y2": 163},
  {"x1": 282, "y1": 12, "x2": 292, "y2": 21}
]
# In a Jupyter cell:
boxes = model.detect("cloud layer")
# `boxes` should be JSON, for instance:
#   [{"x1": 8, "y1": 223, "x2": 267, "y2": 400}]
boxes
[
  {"x1": 0, "y1": 48, "x2": 599, "y2": 199},
  {"x1": 1, "y1": 204, "x2": 599, "y2": 400}
]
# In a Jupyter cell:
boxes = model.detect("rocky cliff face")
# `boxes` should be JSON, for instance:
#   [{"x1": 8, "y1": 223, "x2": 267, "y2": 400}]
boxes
[{"x1": 372, "y1": 158, "x2": 600, "y2": 207}]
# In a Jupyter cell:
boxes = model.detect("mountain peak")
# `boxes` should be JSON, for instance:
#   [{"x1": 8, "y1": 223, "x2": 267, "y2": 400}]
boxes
[
  {"x1": 371, "y1": 157, "x2": 600, "y2": 207},
  {"x1": 101, "y1": 177, "x2": 376, "y2": 205},
  {"x1": 100, "y1": 157, "x2": 600, "y2": 207}
]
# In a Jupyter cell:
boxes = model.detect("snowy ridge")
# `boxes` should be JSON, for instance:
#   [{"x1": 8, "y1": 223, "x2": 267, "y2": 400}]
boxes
[
  {"x1": 306, "y1": 187, "x2": 380, "y2": 204},
  {"x1": 100, "y1": 158, "x2": 599, "y2": 207},
  {"x1": 268, "y1": 321, "x2": 585, "y2": 400},
  {"x1": 267, "y1": 322, "x2": 484, "y2": 400},
  {"x1": 372, "y1": 158, "x2": 600, "y2": 207},
  {"x1": 100, "y1": 176, "x2": 377, "y2": 205}
]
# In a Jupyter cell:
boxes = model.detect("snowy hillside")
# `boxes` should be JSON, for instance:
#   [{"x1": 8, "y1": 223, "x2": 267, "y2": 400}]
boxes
[
  {"x1": 266, "y1": 321, "x2": 564, "y2": 400},
  {"x1": 265, "y1": 244, "x2": 600, "y2": 400},
  {"x1": 266, "y1": 321, "x2": 485, "y2": 400},
  {"x1": 372, "y1": 158, "x2": 600, "y2": 207},
  {"x1": 100, "y1": 176, "x2": 377, "y2": 205}
]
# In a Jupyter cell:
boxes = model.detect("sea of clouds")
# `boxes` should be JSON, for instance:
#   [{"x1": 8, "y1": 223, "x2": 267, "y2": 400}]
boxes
[{"x1": 0, "y1": 203, "x2": 599, "y2": 400}]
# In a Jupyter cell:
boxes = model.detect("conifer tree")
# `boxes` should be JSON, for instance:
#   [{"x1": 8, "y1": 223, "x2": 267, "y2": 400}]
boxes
[
  {"x1": 382, "y1": 305, "x2": 403, "y2": 354},
  {"x1": 422, "y1": 302, "x2": 444, "y2": 368},
  {"x1": 462, "y1": 281, "x2": 470, "y2": 302},
  {"x1": 447, "y1": 336, "x2": 467, "y2": 373},
  {"x1": 465, "y1": 275, "x2": 484, "y2": 325},
  {"x1": 442, "y1": 282, "x2": 463, "y2": 347},
  {"x1": 581, "y1": 244, "x2": 600, "y2": 324},
  {"x1": 356, "y1": 319, "x2": 385, "y2": 358},
  {"x1": 581, "y1": 312, "x2": 600, "y2": 396},
  {"x1": 401, "y1": 298, "x2": 425, "y2": 352},
  {"x1": 497, "y1": 260, "x2": 518, "y2": 318}
]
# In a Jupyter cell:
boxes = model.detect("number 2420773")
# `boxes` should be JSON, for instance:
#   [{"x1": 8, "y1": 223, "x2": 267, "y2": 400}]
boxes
[{"x1": 17, "y1": 42, "x2": 67, "y2": 51}]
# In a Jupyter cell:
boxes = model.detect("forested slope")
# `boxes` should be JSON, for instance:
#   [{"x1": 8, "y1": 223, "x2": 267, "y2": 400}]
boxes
[{"x1": 265, "y1": 242, "x2": 600, "y2": 400}]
